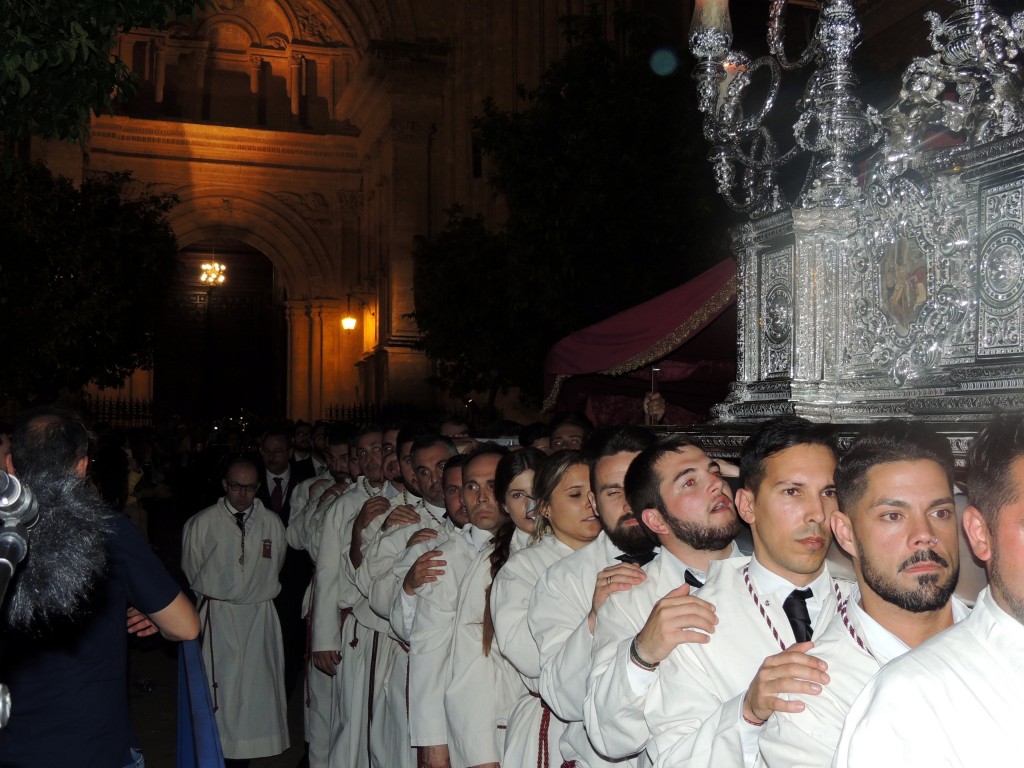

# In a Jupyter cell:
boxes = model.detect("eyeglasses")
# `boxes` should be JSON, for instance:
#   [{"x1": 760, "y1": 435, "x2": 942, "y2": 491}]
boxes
[{"x1": 226, "y1": 481, "x2": 260, "y2": 493}]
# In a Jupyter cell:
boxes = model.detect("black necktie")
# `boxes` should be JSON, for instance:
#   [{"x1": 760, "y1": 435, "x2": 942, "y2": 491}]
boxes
[
  {"x1": 783, "y1": 588, "x2": 814, "y2": 643},
  {"x1": 616, "y1": 551, "x2": 656, "y2": 566},
  {"x1": 233, "y1": 512, "x2": 246, "y2": 533},
  {"x1": 684, "y1": 570, "x2": 704, "y2": 589}
]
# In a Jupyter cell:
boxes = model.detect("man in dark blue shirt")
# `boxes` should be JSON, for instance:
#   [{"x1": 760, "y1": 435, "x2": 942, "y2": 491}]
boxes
[{"x1": 0, "y1": 408, "x2": 200, "y2": 768}]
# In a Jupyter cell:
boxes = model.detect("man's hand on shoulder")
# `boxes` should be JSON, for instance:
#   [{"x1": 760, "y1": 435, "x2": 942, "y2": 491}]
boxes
[
  {"x1": 633, "y1": 584, "x2": 718, "y2": 665},
  {"x1": 742, "y1": 641, "x2": 829, "y2": 725}
]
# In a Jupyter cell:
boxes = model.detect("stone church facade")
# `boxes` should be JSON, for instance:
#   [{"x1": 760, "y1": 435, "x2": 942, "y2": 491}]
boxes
[
  {"x1": 50, "y1": 0, "x2": 623, "y2": 422},
  {"x1": 47, "y1": 0, "x2": 932, "y2": 422}
]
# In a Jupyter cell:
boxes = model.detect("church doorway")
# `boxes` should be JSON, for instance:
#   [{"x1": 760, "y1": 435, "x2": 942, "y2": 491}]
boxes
[{"x1": 154, "y1": 240, "x2": 285, "y2": 422}]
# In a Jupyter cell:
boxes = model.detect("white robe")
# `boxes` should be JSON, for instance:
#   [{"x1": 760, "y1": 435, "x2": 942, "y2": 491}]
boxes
[
  {"x1": 584, "y1": 550, "x2": 673, "y2": 762},
  {"x1": 832, "y1": 586, "x2": 1021, "y2": 767},
  {"x1": 357, "y1": 496, "x2": 444, "y2": 768},
  {"x1": 530, "y1": 531, "x2": 638, "y2": 768},
  {"x1": 408, "y1": 524, "x2": 496, "y2": 751},
  {"x1": 491, "y1": 534, "x2": 574, "y2": 768},
  {"x1": 647, "y1": 557, "x2": 848, "y2": 768},
  {"x1": 758, "y1": 587, "x2": 970, "y2": 768},
  {"x1": 291, "y1": 480, "x2": 339, "y2": 768},
  {"x1": 182, "y1": 498, "x2": 288, "y2": 760},
  {"x1": 327, "y1": 480, "x2": 398, "y2": 768},
  {"x1": 444, "y1": 528, "x2": 531, "y2": 768}
]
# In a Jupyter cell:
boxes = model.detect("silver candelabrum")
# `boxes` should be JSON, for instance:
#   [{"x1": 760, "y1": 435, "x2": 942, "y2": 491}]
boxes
[{"x1": 689, "y1": 0, "x2": 1024, "y2": 216}]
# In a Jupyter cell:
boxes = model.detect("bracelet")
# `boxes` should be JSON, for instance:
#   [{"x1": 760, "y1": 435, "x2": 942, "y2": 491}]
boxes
[
  {"x1": 628, "y1": 636, "x2": 659, "y2": 671},
  {"x1": 743, "y1": 713, "x2": 766, "y2": 727}
]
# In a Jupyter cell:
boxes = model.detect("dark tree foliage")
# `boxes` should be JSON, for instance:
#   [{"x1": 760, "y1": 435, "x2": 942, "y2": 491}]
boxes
[
  {"x1": 412, "y1": 208, "x2": 517, "y2": 408},
  {"x1": 413, "y1": 11, "x2": 730, "y2": 403},
  {"x1": 0, "y1": 0, "x2": 203, "y2": 145},
  {"x1": 0, "y1": 163, "x2": 179, "y2": 402}
]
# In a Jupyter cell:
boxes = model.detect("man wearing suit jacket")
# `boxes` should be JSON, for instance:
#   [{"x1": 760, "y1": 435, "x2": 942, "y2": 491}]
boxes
[{"x1": 257, "y1": 425, "x2": 315, "y2": 698}]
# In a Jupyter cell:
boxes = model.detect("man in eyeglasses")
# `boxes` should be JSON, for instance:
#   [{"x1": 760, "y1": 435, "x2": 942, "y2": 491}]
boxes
[{"x1": 182, "y1": 457, "x2": 289, "y2": 766}]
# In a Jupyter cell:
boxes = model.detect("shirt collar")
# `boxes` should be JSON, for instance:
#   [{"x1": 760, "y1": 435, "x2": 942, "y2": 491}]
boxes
[
  {"x1": 749, "y1": 554, "x2": 833, "y2": 622},
  {"x1": 847, "y1": 584, "x2": 972, "y2": 665},
  {"x1": 661, "y1": 541, "x2": 741, "y2": 585},
  {"x1": 462, "y1": 523, "x2": 495, "y2": 553},
  {"x1": 267, "y1": 466, "x2": 290, "y2": 484}
]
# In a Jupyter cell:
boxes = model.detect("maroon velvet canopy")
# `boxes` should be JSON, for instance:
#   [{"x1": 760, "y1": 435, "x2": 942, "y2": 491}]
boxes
[{"x1": 543, "y1": 258, "x2": 737, "y2": 425}]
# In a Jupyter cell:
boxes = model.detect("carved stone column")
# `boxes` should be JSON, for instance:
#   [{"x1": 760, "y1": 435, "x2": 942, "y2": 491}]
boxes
[
  {"x1": 153, "y1": 40, "x2": 166, "y2": 103},
  {"x1": 249, "y1": 54, "x2": 262, "y2": 94},
  {"x1": 289, "y1": 53, "x2": 302, "y2": 116},
  {"x1": 285, "y1": 300, "x2": 312, "y2": 421}
]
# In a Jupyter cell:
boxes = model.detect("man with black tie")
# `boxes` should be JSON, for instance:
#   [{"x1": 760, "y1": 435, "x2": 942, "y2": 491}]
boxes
[
  {"x1": 647, "y1": 417, "x2": 849, "y2": 768},
  {"x1": 257, "y1": 425, "x2": 315, "y2": 698}
]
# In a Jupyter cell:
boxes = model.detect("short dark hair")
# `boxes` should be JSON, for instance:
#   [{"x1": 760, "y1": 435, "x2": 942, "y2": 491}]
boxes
[
  {"x1": 12, "y1": 407, "x2": 91, "y2": 479},
  {"x1": 739, "y1": 416, "x2": 838, "y2": 493},
  {"x1": 967, "y1": 413, "x2": 1024, "y2": 527},
  {"x1": 519, "y1": 422, "x2": 550, "y2": 447},
  {"x1": 356, "y1": 424, "x2": 383, "y2": 441},
  {"x1": 586, "y1": 425, "x2": 656, "y2": 491},
  {"x1": 327, "y1": 424, "x2": 355, "y2": 447},
  {"x1": 441, "y1": 452, "x2": 469, "y2": 485},
  {"x1": 397, "y1": 423, "x2": 430, "y2": 455},
  {"x1": 463, "y1": 443, "x2": 509, "y2": 476},
  {"x1": 549, "y1": 411, "x2": 594, "y2": 435},
  {"x1": 411, "y1": 433, "x2": 457, "y2": 458},
  {"x1": 836, "y1": 420, "x2": 954, "y2": 513},
  {"x1": 624, "y1": 434, "x2": 705, "y2": 533},
  {"x1": 261, "y1": 425, "x2": 292, "y2": 445}
]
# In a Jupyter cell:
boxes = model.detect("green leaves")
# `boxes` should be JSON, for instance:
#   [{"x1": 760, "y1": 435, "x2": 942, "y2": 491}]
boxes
[
  {"x1": 412, "y1": 10, "x2": 730, "y2": 404},
  {"x1": 0, "y1": 164, "x2": 179, "y2": 402},
  {"x1": 0, "y1": 1, "x2": 206, "y2": 143}
]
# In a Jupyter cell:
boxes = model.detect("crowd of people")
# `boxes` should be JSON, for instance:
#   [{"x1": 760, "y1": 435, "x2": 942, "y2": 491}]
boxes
[{"x1": 2, "y1": 403, "x2": 1023, "y2": 768}]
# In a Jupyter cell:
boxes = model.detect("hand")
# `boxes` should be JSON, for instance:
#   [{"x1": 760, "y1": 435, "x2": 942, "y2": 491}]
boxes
[
  {"x1": 354, "y1": 495, "x2": 391, "y2": 530},
  {"x1": 418, "y1": 744, "x2": 451, "y2": 768},
  {"x1": 309, "y1": 478, "x2": 332, "y2": 497},
  {"x1": 643, "y1": 392, "x2": 666, "y2": 424},
  {"x1": 742, "y1": 641, "x2": 829, "y2": 724},
  {"x1": 588, "y1": 563, "x2": 646, "y2": 632},
  {"x1": 406, "y1": 527, "x2": 439, "y2": 548},
  {"x1": 633, "y1": 584, "x2": 718, "y2": 665},
  {"x1": 403, "y1": 549, "x2": 446, "y2": 595},
  {"x1": 127, "y1": 607, "x2": 158, "y2": 637},
  {"x1": 312, "y1": 649, "x2": 342, "y2": 676},
  {"x1": 382, "y1": 504, "x2": 420, "y2": 531},
  {"x1": 718, "y1": 459, "x2": 740, "y2": 478}
]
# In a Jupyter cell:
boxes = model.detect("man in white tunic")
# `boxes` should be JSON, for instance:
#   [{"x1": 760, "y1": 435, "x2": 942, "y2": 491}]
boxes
[
  {"x1": 758, "y1": 420, "x2": 969, "y2": 767},
  {"x1": 408, "y1": 446, "x2": 509, "y2": 768},
  {"x1": 182, "y1": 457, "x2": 288, "y2": 763},
  {"x1": 530, "y1": 425, "x2": 656, "y2": 768},
  {"x1": 585, "y1": 434, "x2": 743, "y2": 763},
  {"x1": 647, "y1": 417, "x2": 849, "y2": 768},
  {"x1": 360, "y1": 433, "x2": 457, "y2": 768},
  {"x1": 832, "y1": 414, "x2": 1024, "y2": 767},
  {"x1": 310, "y1": 426, "x2": 393, "y2": 768},
  {"x1": 288, "y1": 425, "x2": 356, "y2": 768}
]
